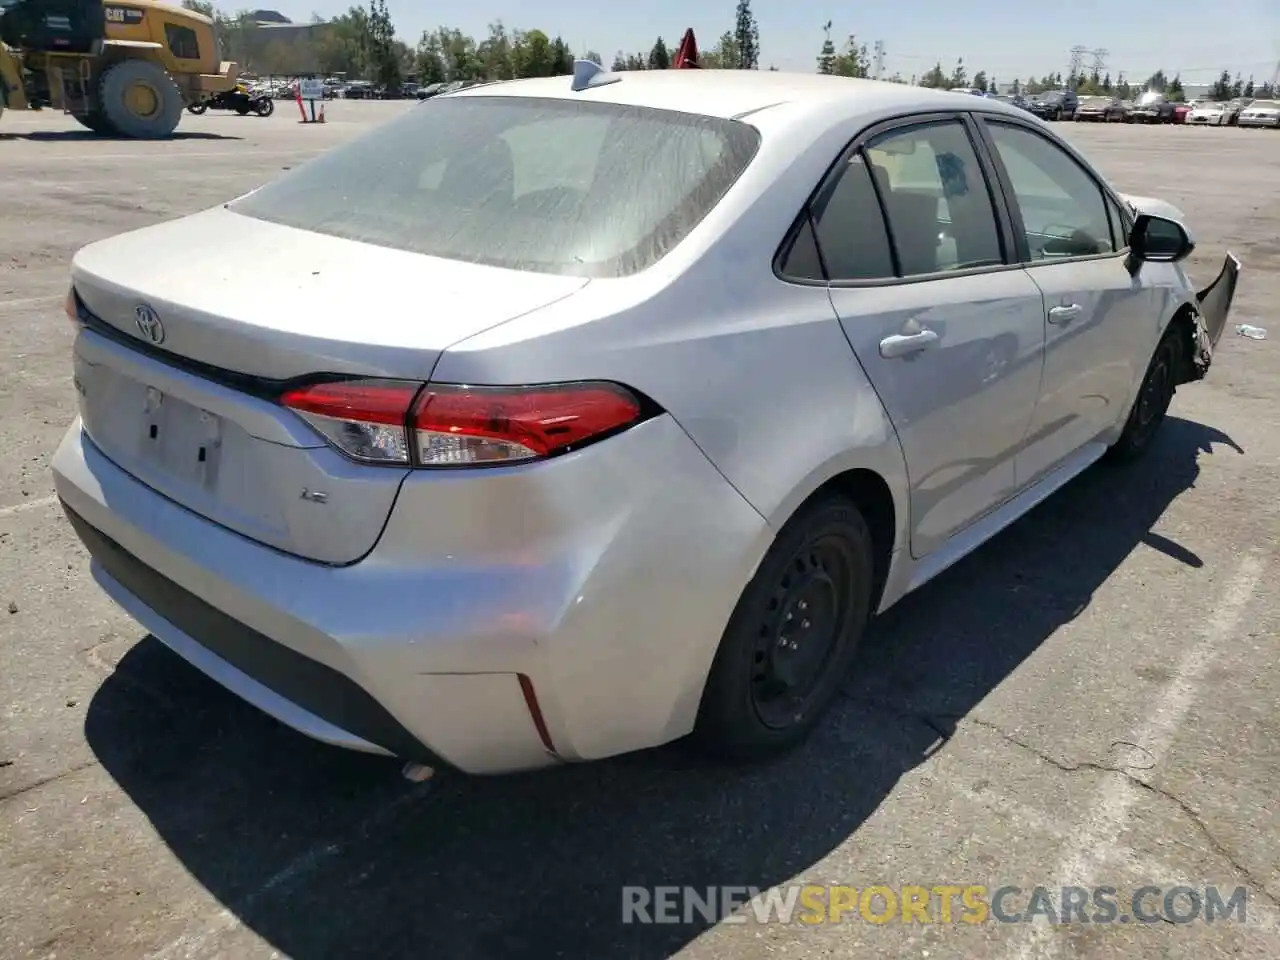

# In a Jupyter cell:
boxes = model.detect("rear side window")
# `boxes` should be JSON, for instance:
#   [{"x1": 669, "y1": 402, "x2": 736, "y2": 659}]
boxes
[
  {"x1": 809, "y1": 152, "x2": 895, "y2": 281},
  {"x1": 229, "y1": 96, "x2": 760, "y2": 278}
]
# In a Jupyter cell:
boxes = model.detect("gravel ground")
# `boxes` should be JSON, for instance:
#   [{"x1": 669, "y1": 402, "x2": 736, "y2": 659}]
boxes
[{"x1": 1, "y1": 103, "x2": 1278, "y2": 960}]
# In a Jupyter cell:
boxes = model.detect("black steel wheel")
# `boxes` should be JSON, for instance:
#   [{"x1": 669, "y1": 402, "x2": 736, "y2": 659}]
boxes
[
  {"x1": 1106, "y1": 328, "x2": 1182, "y2": 463},
  {"x1": 693, "y1": 494, "x2": 875, "y2": 760}
]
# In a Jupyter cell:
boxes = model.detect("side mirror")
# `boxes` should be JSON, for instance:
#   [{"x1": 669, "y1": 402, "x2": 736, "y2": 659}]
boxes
[{"x1": 1128, "y1": 213, "x2": 1195, "y2": 265}]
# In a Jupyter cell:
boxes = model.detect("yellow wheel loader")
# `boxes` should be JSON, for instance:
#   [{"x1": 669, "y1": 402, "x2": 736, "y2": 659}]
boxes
[{"x1": 0, "y1": 0, "x2": 239, "y2": 138}]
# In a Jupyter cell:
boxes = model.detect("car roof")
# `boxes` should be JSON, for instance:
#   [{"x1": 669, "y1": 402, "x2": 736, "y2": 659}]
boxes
[{"x1": 448, "y1": 70, "x2": 1027, "y2": 123}]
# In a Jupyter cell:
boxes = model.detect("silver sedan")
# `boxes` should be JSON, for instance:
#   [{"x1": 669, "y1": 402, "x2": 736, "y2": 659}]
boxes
[{"x1": 52, "y1": 66, "x2": 1240, "y2": 775}]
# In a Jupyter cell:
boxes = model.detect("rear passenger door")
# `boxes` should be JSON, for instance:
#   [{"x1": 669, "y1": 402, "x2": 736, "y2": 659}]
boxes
[
  {"x1": 974, "y1": 117, "x2": 1157, "y2": 488},
  {"x1": 803, "y1": 114, "x2": 1048, "y2": 559}
]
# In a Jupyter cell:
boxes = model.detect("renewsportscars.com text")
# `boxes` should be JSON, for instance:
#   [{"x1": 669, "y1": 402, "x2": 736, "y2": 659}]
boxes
[{"x1": 621, "y1": 884, "x2": 1249, "y2": 925}]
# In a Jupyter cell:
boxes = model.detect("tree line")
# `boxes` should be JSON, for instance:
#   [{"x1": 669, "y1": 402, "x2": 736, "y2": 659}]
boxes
[{"x1": 183, "y1": 2, "x2": 1276, "y2": 101}]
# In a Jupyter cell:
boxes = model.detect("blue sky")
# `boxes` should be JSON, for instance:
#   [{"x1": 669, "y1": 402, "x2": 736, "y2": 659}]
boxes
[{"x1": 243, "y1": 0, "x2": 1278, "y2": 86}]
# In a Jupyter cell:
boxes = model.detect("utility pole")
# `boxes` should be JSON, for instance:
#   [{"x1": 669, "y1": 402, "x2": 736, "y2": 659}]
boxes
[
  {"x1": 1089, "y1": 48, "x2": 1109, "y2": 80},
  {"x1": 873, "y1": 40, "x2": 885, "y2": 80},
  {"x1": 1068, "y1": 45, "x2": 1087, "y2": 85}
]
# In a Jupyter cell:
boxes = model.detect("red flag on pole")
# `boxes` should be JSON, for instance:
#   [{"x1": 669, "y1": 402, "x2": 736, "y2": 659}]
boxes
[{"x1": 673, "y1": 28, "x2": 700, "y2": 68}]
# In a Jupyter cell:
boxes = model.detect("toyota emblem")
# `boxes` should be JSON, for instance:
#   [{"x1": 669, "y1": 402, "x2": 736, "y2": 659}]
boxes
[{"x1": 135, "y1": 304, "x2": 165, "y2": 344}]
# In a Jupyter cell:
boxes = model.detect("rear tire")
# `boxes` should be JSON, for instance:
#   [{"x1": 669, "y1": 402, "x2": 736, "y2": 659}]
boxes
[
  {"x1": 253, "y1": 97, "x2": 273, "y2": 117},
  {"x1": 1106, "y1": 327, "x2": 1183, "y2": 463},
  {"x1": 98, "y1": 59, "x2": 183, "y2": 139},
  {"x1": 692, "y1": 494, "x2": 875, "y2": 761},
  {"x1": 187, "y1": 102, "x2": 207, "y2": 115}
]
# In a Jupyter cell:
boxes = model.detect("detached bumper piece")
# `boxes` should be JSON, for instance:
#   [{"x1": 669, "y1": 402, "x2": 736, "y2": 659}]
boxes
[
  {"x1": 61, "y1": 502, "x2": 445, "y2": 766},
  {"x1": 1185, "y1": 252, "x2": 1242, "y2": 383}
]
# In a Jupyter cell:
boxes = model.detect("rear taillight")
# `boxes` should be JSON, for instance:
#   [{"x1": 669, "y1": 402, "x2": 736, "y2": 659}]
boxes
[
  {"x1": 280, "y1": 379, "x2": 420, "y2": 464},
  {"x1": 280, "y1": 378, "x2": 648, "y2": 467},
  {"x1": 65, "y1": 287, "x2": 80, "y2": 325}
]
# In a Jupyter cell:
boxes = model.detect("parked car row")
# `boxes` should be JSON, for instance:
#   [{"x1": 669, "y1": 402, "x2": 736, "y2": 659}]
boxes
[
  {"x1": 976, "y1": 88, "x2": 1278, "y2": 128},
  {"x1": 416, "y1": 80, "x2": 487, "y2": 100}
]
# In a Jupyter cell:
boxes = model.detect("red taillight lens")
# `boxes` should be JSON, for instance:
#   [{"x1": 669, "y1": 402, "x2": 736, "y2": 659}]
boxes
[
  {"x1": 411, "y1": 382, "x2": 644, "y2": 466},
  {"x1": 280, "y1": 379, "x2": 422, "y2": 464},
  {"x1": 279, "y1": 378, "x2": 648, "y2": 467},
  {"x1": 65, "y1": 287, "x2": 80, "y2": 325}
]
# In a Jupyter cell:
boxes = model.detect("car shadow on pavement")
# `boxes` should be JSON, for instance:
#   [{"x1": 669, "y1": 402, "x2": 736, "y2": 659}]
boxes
[
  {"x1": 83, "y1": 415, "x2": 1240, "y2": 960},
  {"x1": 0, "y1": 130, "x2": 243, "y2": 142}
]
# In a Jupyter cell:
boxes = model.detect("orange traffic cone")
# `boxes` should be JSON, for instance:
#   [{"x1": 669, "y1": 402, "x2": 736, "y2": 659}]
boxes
[{"x1": 319, "y1": 102, "x2": 326, "y2": 123}]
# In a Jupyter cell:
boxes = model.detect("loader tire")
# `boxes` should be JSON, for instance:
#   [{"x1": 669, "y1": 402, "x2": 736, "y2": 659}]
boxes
[{"x1": 98, "y1": 59, "x2": 183, "y2": 139}]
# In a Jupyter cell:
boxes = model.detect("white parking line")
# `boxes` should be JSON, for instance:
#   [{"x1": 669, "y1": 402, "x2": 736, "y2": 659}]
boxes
[
  {"x1": 1002, "y1": 548, "x2": 1270, "y2": 960},
  {"x1": 0, "y1": 494, "x2": 59, "y2": 519}
]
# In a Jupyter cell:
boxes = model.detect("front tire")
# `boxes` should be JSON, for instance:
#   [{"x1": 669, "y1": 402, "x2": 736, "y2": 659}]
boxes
[
  {"x1": 693, "y1": 495, "x2": 875, "y2": 761},
  {"x1": 1106, "y1": 327, "x2": 1182, "y2": 463},
  {"x1": 98, "y1": 59, "x2": 183, "y2": 139}
]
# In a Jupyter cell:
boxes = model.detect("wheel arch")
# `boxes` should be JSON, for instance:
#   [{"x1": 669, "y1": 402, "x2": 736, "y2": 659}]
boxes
[{"x1": 755, "y1": 454, "x2": 907, "y2": 620}]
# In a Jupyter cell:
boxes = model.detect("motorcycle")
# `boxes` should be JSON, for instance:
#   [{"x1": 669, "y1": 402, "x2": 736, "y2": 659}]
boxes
[{"x1": 187, "y1": 87, "x2": 274, "y2": 117}]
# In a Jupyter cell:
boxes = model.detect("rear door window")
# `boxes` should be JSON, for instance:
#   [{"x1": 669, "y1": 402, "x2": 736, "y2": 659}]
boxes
[{"x1": 863, "y1": 120, "x2": 1004, "y2": 277}]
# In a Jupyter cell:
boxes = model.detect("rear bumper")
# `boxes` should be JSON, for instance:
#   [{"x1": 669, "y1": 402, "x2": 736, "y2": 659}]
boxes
[
  {"x1": 1238, "y1": 116, "x2": 1280, "y2": 127},
  {"x1": 53, "y1": 415, "x2": 769, "y2": 774}
]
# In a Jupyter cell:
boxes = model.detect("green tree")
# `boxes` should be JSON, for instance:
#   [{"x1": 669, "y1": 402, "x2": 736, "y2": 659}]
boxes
[
  {"x1": 180, "y1": 0, "x2": 215, "y2": 16},
  {"x1": 1167, "y1": 73, "x2": 1184, "y2": 101},
  {"x1": 919, "y1": 61, "x2": 947, "y2": 88},
  {"x1": 648, "y1": 36, "x2": 670, "y2": 69},
  {"x1": 972, "y1": 70, "x2": 987, "y2": 92},
  {"x1": 584, "y1": 50, "x2": 603, "y2": 66},
  {"x1": 832, "y1": 36, "x2": 869, "y2": 78},
  {"x1": 1243, "y1": 77, "x2": 1255, "y2": 97},
  {"x1": 733, "y1": 0, "x2": 759, "y2": 69},
  {"x1": 550, "y1": 36, "x2": 575, "y2": 75},
  {"x1": 513, "y1": 29, "x2": 555, "y2": 77},
  {"x1": 414, "y1": 30, "x2": 446, "y2": 83},
  {"x1": 439, "y1": 27, "x2": 482, "y2": 80},
  {"x1": 701, "y1": 32, "x2": 739, "y2": 69},
  {"x1": 477, "y1": 21, "x2": 514, "y2": 80},
  {"x1": 1210, "y1": 69, "x2": 1232, "y2": 100},
  {"x1": 816, "y1": 21, "x2": 835, "y2": 74},
  {"x1": 366, "y1": 0, "x2": 400, "y2": 89},
  {"x1": 948, "y1": 57, "x2": 967, "y2": 88}
]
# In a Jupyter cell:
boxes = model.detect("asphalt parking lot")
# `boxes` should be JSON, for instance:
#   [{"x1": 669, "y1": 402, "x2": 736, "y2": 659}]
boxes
[{"x1": 1, "y1": 103, "x2": 1278, "y2": 960}]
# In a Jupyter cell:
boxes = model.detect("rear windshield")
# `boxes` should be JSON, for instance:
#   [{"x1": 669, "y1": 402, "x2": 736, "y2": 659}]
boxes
[{"x1": 229, "y1": 95, "x2": 761, "y2": 278}]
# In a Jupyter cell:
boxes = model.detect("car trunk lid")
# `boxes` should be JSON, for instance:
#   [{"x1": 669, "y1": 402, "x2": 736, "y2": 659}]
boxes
[{"x1": 69, "y1": 207, "x2": 589, "y2": 564}]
